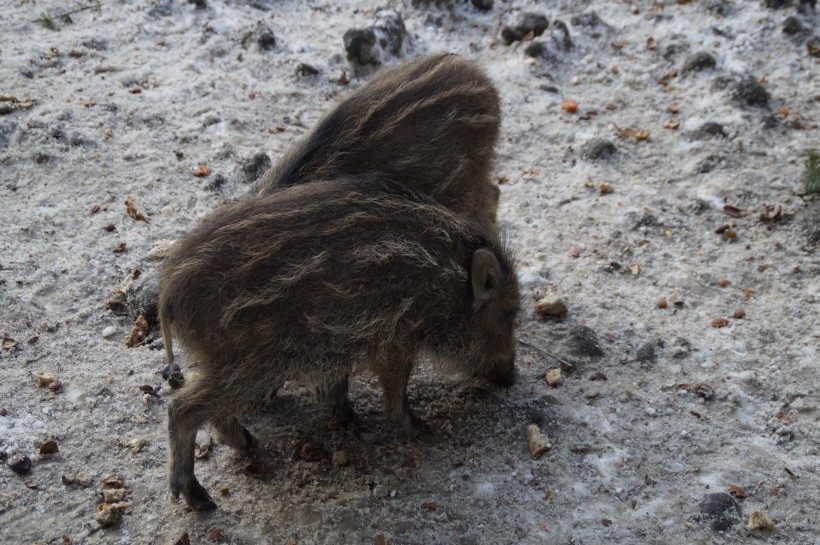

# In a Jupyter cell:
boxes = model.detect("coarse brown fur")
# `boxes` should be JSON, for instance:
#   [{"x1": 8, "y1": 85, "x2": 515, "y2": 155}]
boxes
[
  {"x1": 159, "y1": 177, "x2": 519, "y2": 510},
  {"x1": 253, "y1": 54, "x2": 502, "y2": 230}
]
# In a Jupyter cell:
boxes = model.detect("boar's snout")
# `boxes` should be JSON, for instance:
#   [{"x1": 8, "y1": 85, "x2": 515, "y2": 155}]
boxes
[{"x1": 487, "y1": 362, "x2": 516, "y2": 387}]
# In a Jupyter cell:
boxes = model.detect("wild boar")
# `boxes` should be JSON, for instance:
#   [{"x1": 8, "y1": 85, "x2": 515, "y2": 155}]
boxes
[
  {"x1": 253, "y1": 53, "x2": 502, "y2": 230},
  {"x1": 159, "y1": 177, "x2": 519, "y2": 510}
]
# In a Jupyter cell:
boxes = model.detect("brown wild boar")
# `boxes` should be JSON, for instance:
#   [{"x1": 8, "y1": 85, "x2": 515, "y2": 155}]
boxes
[
  {"x1": 253, "y1": 53, "x2": 502, "y2": 230},
  {"x1": 159, "y1": 177, "x2": 520, "y2": 510}
]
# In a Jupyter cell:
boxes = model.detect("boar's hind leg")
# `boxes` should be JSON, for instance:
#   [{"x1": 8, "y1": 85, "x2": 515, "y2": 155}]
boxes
[
  {"x1": 374, "y1": 351, "x2": 426, "y2": 438},
  {"x1": 209, "y1": 415, "x2": 257, "y2": 451},
  {"x1": 167, "y1": 391, "x2": 217, "y2": 511},
  {"x1": 319, "y1": 377, "x2": 358, "y2": 424}
]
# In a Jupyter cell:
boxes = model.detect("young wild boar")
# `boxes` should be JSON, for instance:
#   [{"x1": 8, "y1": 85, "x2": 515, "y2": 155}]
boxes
[
  {"x1": 252, "y1": 53, "x2": 502, "y2": 230},
  {"x1": 159, "y1": 177, "x2": 520, "y2": 510}
]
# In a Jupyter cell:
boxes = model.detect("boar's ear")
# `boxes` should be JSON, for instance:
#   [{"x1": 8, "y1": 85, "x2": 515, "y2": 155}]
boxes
[{"x1": 471, "y1": 248, "x2": 502, "y2": 308}]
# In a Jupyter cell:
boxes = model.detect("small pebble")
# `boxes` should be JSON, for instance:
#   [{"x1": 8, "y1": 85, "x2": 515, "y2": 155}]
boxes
[
  {"x1": 645, "y1": 407, "x2": 657, "y2": 416},
  {"x1": 733, "y1": 77, "x2": 769, "y2": 108},
  {"x1": 470, "y1": 0, "x2": 493, "y2": 10},
  {"x1": 534, "y1": 294, "x2": 567, "y2": 317},
  {"x1": 580, "y1": 138, "x2": 616, "y2": 161},
  {"x1": 501, "y1": 13, "x2": 548, "y2": 45},
  {"x1": 545, "y1": 368, "x2": 562, "y2": 387},
  {"x1": 8, "y1": 454, "x2": 32, "y2": 474},
  {"x1": 681, "y1": 52, "x2": 716, "y2": 74},
  {"x1": 698, "y1": 492, "x2": 741, "y2": 532},
  {"x1": 102, "y1": 326, "x2": 117, "y2": 338}
]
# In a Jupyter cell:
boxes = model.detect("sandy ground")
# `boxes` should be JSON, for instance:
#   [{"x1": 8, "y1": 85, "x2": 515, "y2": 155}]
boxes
[{"x1": 1, "y1": 0, "x2": 818, "y2": 544}]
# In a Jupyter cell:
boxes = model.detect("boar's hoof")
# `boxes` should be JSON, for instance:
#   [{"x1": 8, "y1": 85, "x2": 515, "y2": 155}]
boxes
[
  {"x1": 242, "y1": 427, "x2": 259, "y2": 450},
  {"x1": 175, "y1": 481, "x2": 217, "y2": 511},
  {"x1": 397, "y1": 412, "x2": 432, "y2": 441}
]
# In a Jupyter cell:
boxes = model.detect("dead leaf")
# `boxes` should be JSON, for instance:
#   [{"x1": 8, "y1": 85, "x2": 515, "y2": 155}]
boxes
[
  {"x1": 775, "y1": 410, "x2": 793, "y2": 425},
  {"x1": 657, "y1": 68, "x2": 677, "y2": 86},
  {"x1": 646, "y1": 37, "x2": 657, "y2": 50},
  {"x1": 421, "y1": 502, "x2": 438, "y2": 510},
  {"x1": 723, "y1": 205, "x2": 743, "y2": 217},
  {"x1": 613, "y1": 123, "x2": 649, "y2": 141},
  {"x1": 124, "y1": 315, "x2": 150, "y2": 348},
  {"x1": 38, "y1": 440, "x2": 59, "y2": 455},
  {"x1": 728, "y1": 485, "x2": 747, "y2": 498},
  {"x1": 192, "y1": 165, "x2": 209, "y2": 177},
  {"x1": 711, "y1": 318, "x2": 730, "y2": 328},
  {"x1": 2, "y1": 336, "x2": 18, "y2": 350},
  {"x1": 124, "y1": 195, "x2": 150, "y2": 222},
  {"x1": 662, "y1": 120, "x2": 680, "y2": 130}
]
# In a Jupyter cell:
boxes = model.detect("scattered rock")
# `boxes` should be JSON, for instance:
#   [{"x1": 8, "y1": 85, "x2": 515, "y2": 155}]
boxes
[
  {"x1": 534, "y1": 294, "x2": 567, "y2": 317},
  {"x1": 167, "y1": 371, "x2": 186, "y2": 389},
  {"x1": 570, "y1": 11, "x2": 606, "y2": 28},
  {"x1": 343, "y1": 29, "x2": 377, "y2": 65},
  {"x1": 698, "y1": 492, "x2": 741, "y2": 532},
  {"x1": 762, "y1": 0, "x2": 791, "y2": 8},
  {"x1": 238, "y1": 153, "x2": 272, "y2": 184},
  {"x1": 580, "y1": 138, "x2": 616, "y2": 161},
  {"x1": 8, "y1": 454, "x2": 32, "y2": 474},
  {"x1": 344, "y1": 10, "x2": 406, "y2": 68},
  {"x1": 690, "y1": 122, "x2": 727, "y2": 140},
  {"x1": 733, "y1": 77, "x2": 769, "y2": 108},
  {"x1": 635, "y1": 340, "x2": 662, "y2": 363},
  {"x1": 501, "y1": 13, "x2": 548, "y2": 45},
  {"x1": 782, "y1": 16, "x2": 808, "y2": 35},
  {"x1": 569, "y1": 325, "x2": 605, "y2": 358},
  {"x1": 470, "y1": 0, "x2": 493, "y2": 10},
  {"x1": 124, "y1": 270, "x2": 159, "y2": 325},
  {"x1": 295, "y1": 63, "x2": 319, "y2": 77},
  {"x1": 545, "y1": 368, "x2": 562, "y2": 387},
  {"x1": 102, "y1": 326, "x2": 117, "y2": 338},
  {"x1": 257, "y1": 29, "x2": 276, "y2": 51},
  {"x1": 525, "y1": 424, "x2": 552, "y2": 459},
  {"x1": 681, "y1": 52, "x2": 716, "y2": 74},
  {"x1": 670, "y1": 338, "x2": 692, "y2": 359},
  {"x1": 524, "y1": 21, "x2": 573, "y2": 61},
  {"x1": 589, "y1": 371, "x2": 607, "y2": 381}
]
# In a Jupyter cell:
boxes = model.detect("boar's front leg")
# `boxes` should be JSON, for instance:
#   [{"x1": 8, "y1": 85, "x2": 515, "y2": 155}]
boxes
[
  {"x1": 373, "y1": 349, "x2": 427, "y2": 438},
  {"x1": 318, "y1": 377, "x2": 358, "y2": 425},
  {"x1": 209, "y1": 415, "x2": 257, "y2": 451},
  {"x1": 167, "y1": 389, "x2": 217, "y2": 511}
]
